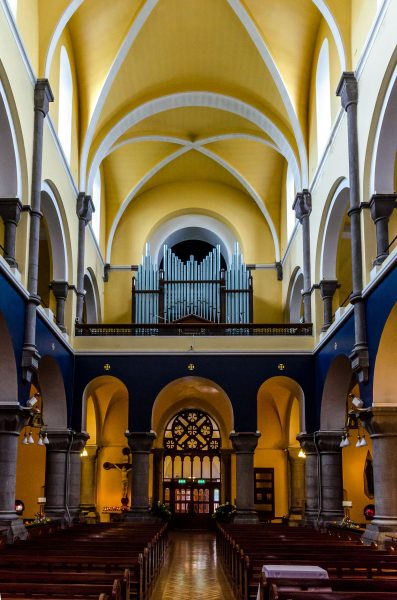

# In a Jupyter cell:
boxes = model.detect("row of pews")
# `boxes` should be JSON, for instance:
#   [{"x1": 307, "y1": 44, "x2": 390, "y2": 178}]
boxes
[
  {"x1": 216, "y1": 522, "x2": 397, "y2": 600},
  {"x1": 0, "y1": 521, "x2": 168, "y2": 600}
]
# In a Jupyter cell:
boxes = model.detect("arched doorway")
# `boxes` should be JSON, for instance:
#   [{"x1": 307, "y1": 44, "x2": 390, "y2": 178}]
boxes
[{"x1": 151, "y1": 376, "x2": 233, "y2": 527}]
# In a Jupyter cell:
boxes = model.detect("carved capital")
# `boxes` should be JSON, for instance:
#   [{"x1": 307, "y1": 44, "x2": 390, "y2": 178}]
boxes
[
  {"x1": 369, "y1": 193, "x2": 397, "y2": 223},
  {"x1": 297, "y1": 432, "x2": 316, "y2": 455},
  {"x1": 319, "y1": 280, "x2": 340, "y2": 300},
  {"x1": 229, "y1": 431, "x2": 260, "y2": 453},
  {"x1": 45, "y1": 429, "x2": 73, "y2": 452},
  {"x1": 293, "y1": 190, "x2": 312, "y2": 222},
  {"x1": 0, "y1": 405, "x2": 31, "y2": 435},
  {"x1": 315, "y1": 431, "x2": 344, "y2": 453},
  {"x1": 126, "y1": 431, "x2": 156, "y2": 453},
  {"x1": 76, "y1": 193, "x2": 94, "y2": 224},
  {"x1": 34, "y1": 79, "x2": 54, "y2": 115},
  {"x1": 336, "y1": 72, "x2": 358, "y2": 110},
  {"x1": 0, "y1": 198, "x2": 23, "y2": 224},
  {"x1": 349, "y1": 346, "x2": 369, "y2": 384},
  {"x1": 70, "y1": 431, "x2": 90, "y2": 453},
  {"x1": 50, "y1": 280, "x2": 69, "y2": 301},
  {"x1": 361, "y1": 406, "x2": 397, "y2": 438}
]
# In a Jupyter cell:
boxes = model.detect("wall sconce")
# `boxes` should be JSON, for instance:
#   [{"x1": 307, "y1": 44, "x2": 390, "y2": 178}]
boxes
[
  {"x1": 340, "y1": 396, "x2": 368, "y2": 449},
  {"x1": 22, "y1": 394, "x2": 49, "y2": 446}
]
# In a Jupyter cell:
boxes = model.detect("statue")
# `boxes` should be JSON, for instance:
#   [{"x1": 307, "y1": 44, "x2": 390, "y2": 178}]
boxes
[{"x1": 103, "y1": 448, "x2": 132, "y2": 504}]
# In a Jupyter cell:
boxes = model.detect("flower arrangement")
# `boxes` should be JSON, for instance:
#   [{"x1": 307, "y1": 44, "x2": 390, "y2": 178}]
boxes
[
  {"x1": 212, "y1": 502, "x2": 236, "y2": 522},
  {"x1": 150, "y1": 501, "x2": 172, "y2": 521}
]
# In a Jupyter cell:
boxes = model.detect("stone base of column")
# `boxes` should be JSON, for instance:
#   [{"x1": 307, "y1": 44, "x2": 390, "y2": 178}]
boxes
[
  {"x1": 288, "y1": 513, "x2": 303, "y2": 527},
  {"x1": 44, "y1": 509, "x2": 70, "y2": 525},
  {"x1": 318, "y1": 509, "x2": 344, "y2": 528},
  {"x1": 233, "y1": 509, "x2": 259, "y2": 524},
  {"x1": 0, "y1": 517, "x2": 28, "y2": 543},
  {"x1": 362, "y1": 519, "x2": 397, "y2": 549},
  {"x1": 302, "y1": 511, "x2": 318, "y2": 528}
]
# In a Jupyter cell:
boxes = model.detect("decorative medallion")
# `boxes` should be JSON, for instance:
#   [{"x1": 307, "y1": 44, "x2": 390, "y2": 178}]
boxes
[
  {"x1": 104, "y1": 363, "x2": 111, "y2": 371},
  {"x1": 187, "y1": 363, "x2": 195, "y2": 371},
  {"x1": 277, "y1": 363, "x2": 285, "y2": 371}
]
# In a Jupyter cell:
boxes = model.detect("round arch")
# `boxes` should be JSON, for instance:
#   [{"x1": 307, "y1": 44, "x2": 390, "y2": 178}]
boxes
[
  {"x1": 0, "y1": 312, "x2": 18, "y2": 405},
  {"x1": 286, "y1": 267, "x2": 304, "y2": 323},
  {"x1": 320, "y1": 179, "x2": 350, "y2": 281},
  {"x1": 0, "y1": 70, "x2": 25, "y2": 198},
  {"x1": 81, "y1": 375, "x2": 129, "y2": 435},
  {"x1": 83, "y1": 267, "x2": 101, "y2": 324},
  {"x1": 151, "y1": 376, "x2": 234, "y2": 449},
  {"x1": 38, "y1": 356, "x2": 68, "y2": 429},
  {"x1": 41, "y1": 181, "x2": 71, "y2": 281},
  {"x1": 373, "y1": 302, "x2": 397, "y2": 406},
  {"x1": 320, "y1": 354, "x2": 354, "y2": 430},
  {"x1": 147, "y1": 214, "x2": 238, "y2": 267}
]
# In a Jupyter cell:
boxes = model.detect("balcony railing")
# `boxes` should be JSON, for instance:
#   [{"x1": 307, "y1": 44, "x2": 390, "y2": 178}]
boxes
[{"x1": 75, "y1": 323, "x2": 313, "y2": 337}]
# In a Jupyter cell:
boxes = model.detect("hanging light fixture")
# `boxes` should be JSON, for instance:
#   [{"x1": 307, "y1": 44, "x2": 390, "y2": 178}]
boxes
[
  {"x1": 22, "y1": 431, "x2": 29, "y2": 445},
  {"x1": 27, "y1": 431, "x2": 35, "y2": 444},
  {"x1": 43, "y1": 431, "x2": 49, "y2": 445}
]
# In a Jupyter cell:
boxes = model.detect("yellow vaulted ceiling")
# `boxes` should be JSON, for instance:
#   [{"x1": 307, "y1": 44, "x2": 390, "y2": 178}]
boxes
[{"x1": 24, "y1": 0, "x2": 355, "y2": 263}]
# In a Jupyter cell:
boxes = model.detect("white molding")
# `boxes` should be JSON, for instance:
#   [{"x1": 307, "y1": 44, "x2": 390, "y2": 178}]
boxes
[
  {"x1": 0, "y1": 77, "x2": 21, "y2": 197},
  {"x1": 311, "y1": 0, "x2": 346, "y2": 71},
  {"x1": 0, "y1": 0, "x2": 35, "y2": 84},
  {"x1": 46, "y1": 115, "x2": 78, "y2": 195},
  {"x1": 227, "y1": 0, "x2": 308, "y2": 187},
  {"x1": 79, "y1": 0, "x2": 159, "y2": 189},
  {"x1": 281, "y1": 222, "x2": 299, "y2": 266},
  {"x1": 44, "y1": 0, "x2": 84, "y2": 78},
  {"x1": 319, "y1": 178, "x2": 349, "y2": 280},
  {"x1": 87, "y1": 92, "x2": 301, "y2": 195},
  {"x1": 41, "y1": 180, "x2": 69, "y2": 280},
  {"x1": 356, "y1": 0, "x2": 391, "y2": 80},
  {"x1": 309, "y1": 107, "x2": 344, "y2": 194}
]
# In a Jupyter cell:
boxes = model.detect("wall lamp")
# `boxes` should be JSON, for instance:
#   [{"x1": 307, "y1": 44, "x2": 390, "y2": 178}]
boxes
[{"x1": 340, "y1": 396, "x2": 368, "y2": 448}]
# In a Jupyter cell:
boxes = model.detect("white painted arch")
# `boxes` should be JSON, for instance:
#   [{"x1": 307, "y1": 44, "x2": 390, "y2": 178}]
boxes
[
  {"x1": 287, "y1": 267, "x2": 304, "y2": 323},
  {"x1": 320, "y1": 178, "x2": 350, "y2": 280},
  {"x1": 0, "y1": 77, "x2": 21, "y2": 197},
  {"x1": 41, "y1": 180, "x2": 69, "y2": 281},
  {"x1": 84, "y1": 267, "x2": 101, "y2": 323}
]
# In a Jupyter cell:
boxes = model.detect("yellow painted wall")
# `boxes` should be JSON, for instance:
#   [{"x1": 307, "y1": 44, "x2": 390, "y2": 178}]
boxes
[
  {"x1": 16, "y1": 440, "x2": 46, "y2": 520},
  {"x1": 342, "y1": 437, "x2": 374, "y2": 524},
  {"x1": 254, "y1": 448, "x2": 289, "y2": 518}
]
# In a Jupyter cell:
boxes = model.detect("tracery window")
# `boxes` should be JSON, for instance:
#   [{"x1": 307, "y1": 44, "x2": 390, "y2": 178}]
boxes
[{"x1": 164, "y1": 409, "x2": 221, "y2": 451}]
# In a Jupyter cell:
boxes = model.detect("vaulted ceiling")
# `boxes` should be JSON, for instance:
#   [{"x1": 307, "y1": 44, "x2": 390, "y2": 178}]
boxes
[{"x1": 15, "y1": 0, "x2": 374, "y2": 263}]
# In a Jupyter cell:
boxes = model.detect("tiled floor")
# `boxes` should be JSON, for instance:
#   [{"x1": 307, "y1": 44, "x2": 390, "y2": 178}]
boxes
[{"x1": 150, "y1": 531, "x2": 235, "y2": 600}]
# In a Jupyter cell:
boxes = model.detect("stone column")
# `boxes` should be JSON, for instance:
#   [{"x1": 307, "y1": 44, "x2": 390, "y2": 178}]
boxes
[
  {"x1": 315, "y1": 431, "x2": 344, "y2": 526},
  {"x1": 337, "y1": 73, "x2": 369, "y2": 383},
  {"x1": 80, "y1": 445, "x2": 98, "y2": 512},
  {"x1": 297, "y1": 433, "x2": 318, "y2": 527},
  {"x1": 0, "y1": 405, "x2": 30, "y2": 542},
  {"x1": 319, "y1": 280, "x2": 340, "y2": 332},
  {"x1": 75, "y1": 193, "x2": 94, "y2": 323},
  {"x1": 220, "y1": 449, "x2": 232, "y2": 504},
  {"x1": 22, "y1": 80, "x2": 54, "y2": 382},
  {"x1": 50, "y1": 281, "x2": 69, "y2": 333},
  {"x1": 293, "y1": 190, "x2": 312, "y2": 323},
  {"x1": 44, "y1": 429, "x2": 72, "y2": 523},
  {"x1": 287, "y1": 446, "x2": 305, "y2": 523},
  {"x1": 152, "y1": 448, "x2": 164, "y2": 504},
  {"x1": 0, "y1": 198, "x2": 23, "y2": 269},
  {"x1": 126, "y1": 431, "x2": 156, "y2": 518},
  {"x1": 230, "y1": 432, "x2": 260, "y2": 523},
  {"x1": 68, "y1": 432, "x2": 89, "y2": 521},
  {"x1": 369, "y1": 194, "x2": 397, "y2": 266},
  {"x1": 362, "y1": 407, "x2": 397, "y2": 547}
]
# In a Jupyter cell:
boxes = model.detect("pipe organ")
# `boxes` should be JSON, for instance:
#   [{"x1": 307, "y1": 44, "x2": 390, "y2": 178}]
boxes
[{"x1": 132, "y1": 243, "x2": 252, "y2": 324}]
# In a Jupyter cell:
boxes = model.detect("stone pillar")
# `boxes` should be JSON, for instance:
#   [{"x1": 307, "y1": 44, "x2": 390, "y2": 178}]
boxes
[
  {"x1": 50, "y1": 281, "x2": 69, "y2": 333},
  {"x1": 0, "y1": 406, "x2": 30, "y2": 542},
  {"x1": 293, "y1": 190, "x2": 312, "y2": 323},
  {"x1": 152, "y1": 448, "x2": 164, "y2": 504},
  {"x1": 319, "y1": 280, "x2": 340, "y2": 332},
  {"x1": 315, "y1": 431, "x2": 344, "y2": 526},
  {"x1": 44, "y1": 429, "x2": 72, "y2": 523},
  {"x1": 287, "y1": 446, "x2": 305, "y2": 523},
  {"x1": 126, "y1": 431, "x2": 156, "y2": 518},
  {"x1": 68, "y1": 432, "x2": 89, "y2": 521},
  {"x1": 337, "y1": 73, "x2": 369, "y2": 383},
  {"x1": 0, "y1": 198, "x2": 23, "y2": 269},
  {"x1": 369, "y1": 194, "x2": 397, "y2": 266},
  {"x1": 80, "y1": 445, "x2": 98, "y2": 511},
  {"x1": 22, "y1": 80, "x2": 54, "y2": 382},
  {"x1": 230, "y1": 432, "x2": 260, "y2": 523},
  {"x1": 220, "y1": 449, "x2": 232, "y2": 504},
  {"x1": 75, "y1": 193, "x2": 94, "y2": 323},
  {"x1": 362, "y1": 407, "x2": 397, "y2": 547},
  {"x1": 297, "y1": 433, "x2": 318, "y2": 527}
]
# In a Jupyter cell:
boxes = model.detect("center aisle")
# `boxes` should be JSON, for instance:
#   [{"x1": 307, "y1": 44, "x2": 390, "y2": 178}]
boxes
[{"x1": 150, "y1": 531, "x2": 235, "y2": 600}]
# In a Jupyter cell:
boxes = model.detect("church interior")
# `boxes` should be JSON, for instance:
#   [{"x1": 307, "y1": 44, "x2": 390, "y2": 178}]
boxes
[{"x1": 1, "y1": 0, "x2": 397, "y2": 597}]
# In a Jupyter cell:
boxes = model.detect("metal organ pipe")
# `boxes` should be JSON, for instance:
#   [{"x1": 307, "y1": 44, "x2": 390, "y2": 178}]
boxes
[{"x1": 133, "y1": 242, "x2": 251, "y2": 324}]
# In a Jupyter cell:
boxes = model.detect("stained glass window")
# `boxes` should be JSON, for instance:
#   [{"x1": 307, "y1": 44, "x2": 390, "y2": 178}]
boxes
[{"x1": 164, "y1": 409, "x2": 221, "y2": 451}]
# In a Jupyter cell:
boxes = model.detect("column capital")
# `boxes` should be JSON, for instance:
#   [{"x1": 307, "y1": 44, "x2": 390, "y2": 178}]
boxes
[
  {"x1": 349, "y1": 346, "x2": 369, "y2": 384},
  {"x1": 45, "y1": 429, "x2": 73, "y2": 451},
  {"x1": 361, "y1": 406, "x2": 397, "y2": 437},
  {"x1": 293, "y1": 189, "x2": 312, "y2": 222},
  {"x1": 229, "y1": 431, "x2": 260, "y2": 453},
  {"x1": 70, "y1": 431, "x2": 90, "y2": 453},
  {"x1": 315, "y1": 430, "x2": 344, "y2": 453},
  {"x1": 336, "y1": 72, "x2": 358, "y2": 110},
  {"x1": 76, "y1": 193, "x2": 94, "y2": 224},
  {"x1": 0, "y1": 198, "x2": 23, "y2": 224},
  {"x1": 0, "y1": 405, "x2": 31, "y2": 435},
  {"x1": 34, "y1": 79, "x2": 54, "y2": 115},
  {"x1": 296, "y1": 432, "x2": 316, "y2": 454},
  {"x1": 319, "y1": 279, "x2": 340, "y2": 299},
  {"x1": 287, "y1": 446, "x2": 305, "y2": 462},
  {"x1": 369, "y1": 193, "x2": 397, "y2": 222},
  {"x1": 126, "y1": 431, "x2": 156, "y2": 452},
  {"x1": 50, "y1": 280, "x2": 69, "y2": 300}
]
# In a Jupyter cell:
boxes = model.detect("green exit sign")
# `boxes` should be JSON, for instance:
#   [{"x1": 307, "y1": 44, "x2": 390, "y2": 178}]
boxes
[
  {"x1": 178, "y1": 479, "x2": 186, "y2": 484},
  {"x1": 198, "y1": 479, "x2": 205, "y2": 484}
]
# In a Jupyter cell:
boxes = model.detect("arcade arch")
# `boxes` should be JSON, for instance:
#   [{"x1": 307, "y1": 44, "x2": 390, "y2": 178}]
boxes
[
  {"x1": 287, "y1": 267, "x2": 304, "y2": 323},
  {"x1": 83, "y1": 268, "x2": 101, "y2": 324},
  {"x1": 373, "y1": 302, "x2": 397, "y2": 406}
]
